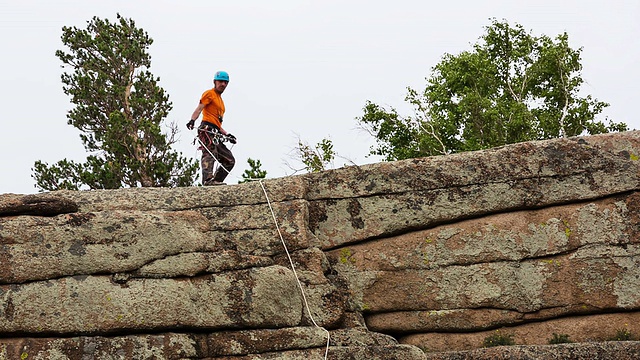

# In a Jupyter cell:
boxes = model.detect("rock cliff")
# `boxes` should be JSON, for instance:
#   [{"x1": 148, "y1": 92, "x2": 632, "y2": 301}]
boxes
[{"x1": 2, "y1": 131, "x2": 640, "y2": 359}]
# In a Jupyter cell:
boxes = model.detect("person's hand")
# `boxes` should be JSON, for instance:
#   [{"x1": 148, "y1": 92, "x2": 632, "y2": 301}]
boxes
[
  {"x1": 186, "y1": 119, "x2": 195, "y2": 130},
  {"x1": 227, "y1": 133, "x2": 237, "y2": 144}
]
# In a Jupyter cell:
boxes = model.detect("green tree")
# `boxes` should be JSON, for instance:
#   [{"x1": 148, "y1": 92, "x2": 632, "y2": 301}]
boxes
[
  {"x1": 357, "y1": 19, "x2": 627, "y2": 161},
  {"x1": 239, "y1": 158, "x2": 267, "y2": 183},
  {"x1": 32, "y1": 14, "x2": 198, "y2": 191}
]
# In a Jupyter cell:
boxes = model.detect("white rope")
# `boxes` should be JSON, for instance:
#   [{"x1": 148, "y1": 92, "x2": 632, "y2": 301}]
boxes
[
  {"x1": 192, "y1": 128, "x2": 331, "y2": 357},
  {"x1": 194, "y1": 132, "x2": 233, "y2": 180},
  {"x1": 257, "y1": 179, "x2": 331, "y2": 360}
]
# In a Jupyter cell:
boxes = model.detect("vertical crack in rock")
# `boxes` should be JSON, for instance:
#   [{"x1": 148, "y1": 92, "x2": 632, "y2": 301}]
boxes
[
  {"x1": 3, "y1": 296, "x2": 14, "y2": 322},
  {"x1": 307, "y1": 201, "x2": 329, "y2": 233},
  {"x1": 224, "y1": 270, "x2": 254, "y2": 326},
  {"x1": 347, "y1": 199, "x2": 364, "y2": 230}
]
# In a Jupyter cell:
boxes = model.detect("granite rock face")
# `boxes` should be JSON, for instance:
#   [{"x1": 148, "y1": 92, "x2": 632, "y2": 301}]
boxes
[{"x1": 2, "y1": 131, "x2": 640, "y2": 359}]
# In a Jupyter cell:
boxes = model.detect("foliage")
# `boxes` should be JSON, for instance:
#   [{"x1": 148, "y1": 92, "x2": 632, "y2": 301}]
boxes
[
  {"x1": 482, "y1": 330, "x2": 515, "y2": 347},
  {"x1": 239, "y1": 158, "x2": 267, "y2": 183},
  {"x1": 293, "y1": 137, "x2": 336, "y2": 173},
  {"x1": 357, "y1": 18, "x2": 628, "y2": 161},
  {"x1": 356, "y1": 101, "x2": 427, "y2": 161},
  {"x1": 548, "y1": 333, "x2": 572, "y2": 344},
  {"x1": 339, "y1": 248, "x2": 356, "y2": 265},
  {"x1": 32, "y1": 14, "x2": 198, "y2": 191},
  {"x1": 609, "y1": 328, "x2": 634, "y2": 341}
]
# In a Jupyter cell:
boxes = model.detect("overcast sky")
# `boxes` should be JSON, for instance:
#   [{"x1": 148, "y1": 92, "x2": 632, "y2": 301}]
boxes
[{"x1": 1, "y1": 0, "x2": 638, "y2": 194}]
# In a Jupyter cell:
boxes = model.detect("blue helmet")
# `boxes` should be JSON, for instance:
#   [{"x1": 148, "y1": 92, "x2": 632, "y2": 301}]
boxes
[{"x1": 214, "y1": 71, "x2": 229, "y2": 82}]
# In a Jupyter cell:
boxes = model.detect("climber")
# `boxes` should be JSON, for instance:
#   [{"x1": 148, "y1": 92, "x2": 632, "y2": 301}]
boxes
[{"x1": 187, "y1": 70, "x2": 237, "y2": 186}]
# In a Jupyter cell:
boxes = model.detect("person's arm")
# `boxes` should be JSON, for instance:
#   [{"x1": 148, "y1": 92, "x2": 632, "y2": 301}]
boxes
[
  {"x1": 190, "y1": 103, "x2": 205, "y2": 121},
  {"x1": 187, "y1": 103, "x2": 205, "y2": 129}
]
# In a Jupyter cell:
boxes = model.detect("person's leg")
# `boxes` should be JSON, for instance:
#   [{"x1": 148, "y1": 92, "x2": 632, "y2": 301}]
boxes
[
  {"x1": 201, "y1": 149, "x2": 216, "y2": 185},
  {"x1": 198, "y1": 124, "x2": 217, "y2": 185},
  {"x1": 212, "y1": 143, "x2": 235, "y2": 183}
]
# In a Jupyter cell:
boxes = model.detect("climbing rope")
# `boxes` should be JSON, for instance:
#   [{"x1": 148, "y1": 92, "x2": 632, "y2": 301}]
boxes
[
  {"x1": 257, "y1": 179, "x2": 331, "y2": 360},
  {"x1": 192, "y1": 128, "x2": 331, "y2": 358}
]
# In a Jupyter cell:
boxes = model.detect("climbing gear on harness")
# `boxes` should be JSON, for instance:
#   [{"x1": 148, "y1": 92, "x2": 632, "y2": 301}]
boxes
[
  {"x1": 214, "y1": 70, "x2": 229, "y2": 82},
  {"x1": 194, "y1": 124, "x2": 237, "y2": 148},
  {"x1": 192, "y1": 124, "x2": 236, "y2": 181}
]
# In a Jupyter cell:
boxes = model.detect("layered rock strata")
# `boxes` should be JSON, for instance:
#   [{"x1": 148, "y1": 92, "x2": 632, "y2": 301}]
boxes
[{"x1": 2, "y1": 131, "x2": 640, "y2": 359}]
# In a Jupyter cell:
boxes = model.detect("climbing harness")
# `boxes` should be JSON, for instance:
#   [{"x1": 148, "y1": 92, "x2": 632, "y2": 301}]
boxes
[
  {"x1": 195, "y1": 125, "x2": 235, "y2": 148},
  {"x1": 257, "y1": 179, "x2": 331, "y2": 360},
  {"x1": 193, "y1": 125, "x2": 235, "y2": 177}
]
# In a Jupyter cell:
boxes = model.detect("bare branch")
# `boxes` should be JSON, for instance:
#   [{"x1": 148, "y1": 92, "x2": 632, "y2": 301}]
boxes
[
  {"x1": 417, "y1": 120, "x2": 447, "y2": 156},
  {"x1": 558, "y1": 59, "x2": 569, "y2": 138}
]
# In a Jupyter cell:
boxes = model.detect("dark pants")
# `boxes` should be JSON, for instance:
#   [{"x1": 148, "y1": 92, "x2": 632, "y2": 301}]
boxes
[{"x1": 202, "y1": 141, "x2": 235, "y2": 183}]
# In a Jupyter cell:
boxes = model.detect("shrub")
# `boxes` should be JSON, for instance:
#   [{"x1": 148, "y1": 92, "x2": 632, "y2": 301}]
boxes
[
  {"x1": 548, "y1": 333, "x2": 572, "y2": 344},
  {"x1": 609, "y1": 328, "x2": 634, "y2": 341},
  {"x1": 483, "y1": 330, "x2": 515, "y2": 347}
]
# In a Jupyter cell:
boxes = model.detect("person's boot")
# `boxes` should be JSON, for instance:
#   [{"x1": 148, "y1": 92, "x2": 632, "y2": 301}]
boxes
[{"x1": 204, "y1": 178, "x2": 226, "y2": 186}]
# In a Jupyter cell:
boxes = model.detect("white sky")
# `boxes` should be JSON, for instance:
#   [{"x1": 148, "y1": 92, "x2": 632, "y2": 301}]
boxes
[{"x1": 1, "y1": 0, "x2": 639, "y2": 194}]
